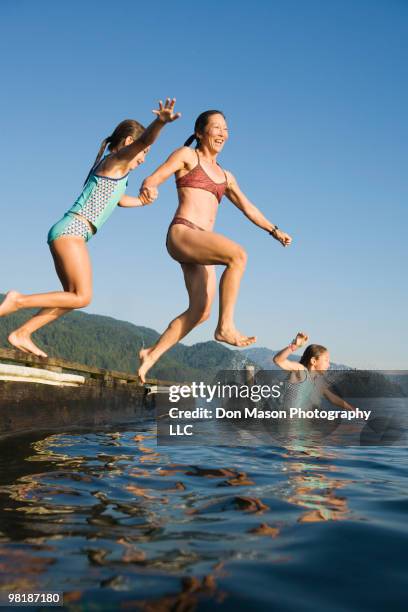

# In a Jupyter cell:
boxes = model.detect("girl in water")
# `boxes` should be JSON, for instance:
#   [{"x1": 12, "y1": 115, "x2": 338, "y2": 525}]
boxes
[
  {"x1": 137, "y1": 110, "x2": 292, "y2": 383},
  {"x1": 273, "y1": 331, "x2": 354, "y2": 410},
  {"x1": 0, "y1": 98, "x2": 180, "y2": 357}
]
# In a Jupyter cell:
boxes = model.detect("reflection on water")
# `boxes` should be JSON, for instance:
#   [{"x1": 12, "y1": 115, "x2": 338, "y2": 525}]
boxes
[
  {"x1": 0, "y1": 424, "x2": 407, "y2": 611},
  {"x1": 281, "y1": 446, "x2": 351, "y2": 523}
]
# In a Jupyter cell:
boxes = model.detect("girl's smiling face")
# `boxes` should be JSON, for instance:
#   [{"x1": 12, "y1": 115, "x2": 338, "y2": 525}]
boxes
[
  {"x1": 131, "y1": 146, "x2": 150, "y2": 168},
  {"x1": 197, "y1": 113, "x2": 229, "y2": 153},
  {"x1": 114, "y1": 136, "x2": 150, "y2": 170}
]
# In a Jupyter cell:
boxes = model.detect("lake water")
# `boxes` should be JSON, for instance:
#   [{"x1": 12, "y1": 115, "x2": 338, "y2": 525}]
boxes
[{"x1": 0, "y1": 422, "x2": 407, "y2": 611}]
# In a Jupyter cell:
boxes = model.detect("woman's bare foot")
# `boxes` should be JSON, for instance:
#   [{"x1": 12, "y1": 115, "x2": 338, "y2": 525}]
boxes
[
  {"x1": 0, "y1": 290, "x2": 22, "y2": 317},
  {"x1": 214, "y1": 326, "x2": 257, "y2": 347},
  {"x1": 137, "y1": 347, "x2": 154, "y2": 384},
  {"x1": 8, "y1": 331, "x2": 48, "y2": 358}
]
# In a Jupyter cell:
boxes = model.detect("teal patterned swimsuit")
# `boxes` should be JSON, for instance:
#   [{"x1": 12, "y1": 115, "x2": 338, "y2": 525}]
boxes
[
  {"x1": 281, "y1": 369, "x2": 325, "y2": 412},
  {"x1": 47, "y1": 158, "x2": 129, "y2": 244}
]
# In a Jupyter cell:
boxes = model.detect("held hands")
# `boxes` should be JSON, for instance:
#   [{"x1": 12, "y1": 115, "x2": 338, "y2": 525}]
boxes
[
  {"x1": 271, "y1": 228, "x2": 292, "y2": 247},
  {"x1": 139, "y1": 185, "x2": 158, "y2": 206},
  {"x1": 153, "y1": 98, "x2": 181, "y2": 124}
]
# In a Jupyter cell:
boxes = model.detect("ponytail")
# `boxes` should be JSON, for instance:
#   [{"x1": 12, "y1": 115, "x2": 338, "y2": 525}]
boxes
[
  {"x1": 184, "y1": 133, "x2": 200, "y2": 148},
  {"x1": 83, "y1": 136, "x2": 110, "y2": 185},
  {"x1": 184, "y1": 134, "x2": 195, "y2": 147},
  {"x1": 83, "y1": 118, "x2": 145, "y2": 185}
]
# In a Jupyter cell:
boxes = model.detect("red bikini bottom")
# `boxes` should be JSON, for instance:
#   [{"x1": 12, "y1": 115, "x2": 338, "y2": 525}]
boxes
[
  {"x1": 168, "y1": 216, "x2": 205, "y2": 232},
  {"x1": 166, "y1": 216, "x2": 205, "y2": 261}
]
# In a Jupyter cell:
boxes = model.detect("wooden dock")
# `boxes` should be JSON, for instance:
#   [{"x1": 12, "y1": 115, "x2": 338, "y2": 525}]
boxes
[{"x1": 0, "y1": 348, "x2": 169, "y2": 439}]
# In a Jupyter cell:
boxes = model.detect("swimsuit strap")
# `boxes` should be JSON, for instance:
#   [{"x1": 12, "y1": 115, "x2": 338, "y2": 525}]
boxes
[
  {"x1": 220, "y1": 164, "x2": 228, "y2": 186},
  {"x1": 197, "y1": 150, "x2": 228, "y2": 185}
]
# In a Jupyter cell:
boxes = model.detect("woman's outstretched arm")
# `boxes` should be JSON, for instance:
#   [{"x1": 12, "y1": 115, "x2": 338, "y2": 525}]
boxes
[
  {"x1": 225, "y1": 171, "x2": 292, "y2": 247},
  {"x1": 139, "y1": 146, "x2": 192, "y2": 196}
]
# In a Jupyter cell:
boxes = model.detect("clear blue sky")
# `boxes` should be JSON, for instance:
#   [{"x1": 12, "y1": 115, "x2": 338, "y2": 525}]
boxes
[{"x1": 0, "y1": 0, "x2": 407, "y2": 368}]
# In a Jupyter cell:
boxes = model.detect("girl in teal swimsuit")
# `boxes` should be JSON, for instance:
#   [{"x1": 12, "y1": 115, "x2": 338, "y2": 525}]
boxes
[
  {"x1": 0, "y1": 98, "x2": 180, "y2": 357},
  {"x1": 273, "y1": 332, "x2": 354, "y2": 412}
]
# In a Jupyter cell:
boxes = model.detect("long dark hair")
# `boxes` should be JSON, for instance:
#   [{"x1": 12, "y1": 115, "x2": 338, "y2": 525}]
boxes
[
  {"x1": 84, "y1": 119, "x2": 145, "y2": 184},
  {"x1": 184, "y1": 110, "x2": 226, "y2": 149},
  {"x1": 299, "y1": 344, "x2": 328, "y2": 368}
]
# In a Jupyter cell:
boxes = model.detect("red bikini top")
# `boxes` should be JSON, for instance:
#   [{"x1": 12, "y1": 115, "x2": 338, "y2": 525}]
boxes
[{"x1": 176, "y1": 150, "x2": 228, "y2": 203}]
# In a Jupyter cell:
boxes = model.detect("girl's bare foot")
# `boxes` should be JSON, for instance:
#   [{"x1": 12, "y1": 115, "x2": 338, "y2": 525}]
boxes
[
  {"x1": 214, "y1": 326, "x2": 257, "y2": 347},
  {"x1": 0, "y1": 290, "x2": 22, "y2": 317},
  {"x1": 137, "y1": 347, "x2": 154, "y2": 384},
  {"x1": 8, "y1": 331, "x2": 48, "y2": 358}
]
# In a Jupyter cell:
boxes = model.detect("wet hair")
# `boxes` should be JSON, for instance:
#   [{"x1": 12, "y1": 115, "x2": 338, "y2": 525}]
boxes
[
  {"x1": 84, "y1": 119, "x2": 145, "y2": 184},
  {"x1": 184, "y1": 110, "x2": 226, "y2": 149},
  {"x1": 299, "y1": 344, "x2": 328, "y2": 368}
]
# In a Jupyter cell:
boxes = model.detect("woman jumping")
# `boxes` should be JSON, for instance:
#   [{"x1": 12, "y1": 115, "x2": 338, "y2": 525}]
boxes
[
  {"x1": 0, "y1": 98, "x2": 180, "y2": 357},
  {"x1": 137, "y1": 109, "x2": 292, "y2": 383}
]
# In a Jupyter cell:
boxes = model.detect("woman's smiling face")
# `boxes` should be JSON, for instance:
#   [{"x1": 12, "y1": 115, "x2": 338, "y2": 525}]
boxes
[{"x1": 198, "y1": 113, "x2": 229, "y2": 153}]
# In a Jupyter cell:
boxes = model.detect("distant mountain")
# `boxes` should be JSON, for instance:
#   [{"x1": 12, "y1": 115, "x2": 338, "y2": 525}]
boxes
[
  {"x1": 0, "y1": 294, "x2": 351, "y2": 381},
  {"x1": 241, "y1": 347, "x2": 281, "y2": 369},
  {"x1": 242, "y1": 346, "x2": 350, "y2": 370},
  {"x1": 0, "y1": 294, "x2": 252, "y2": 382}
]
